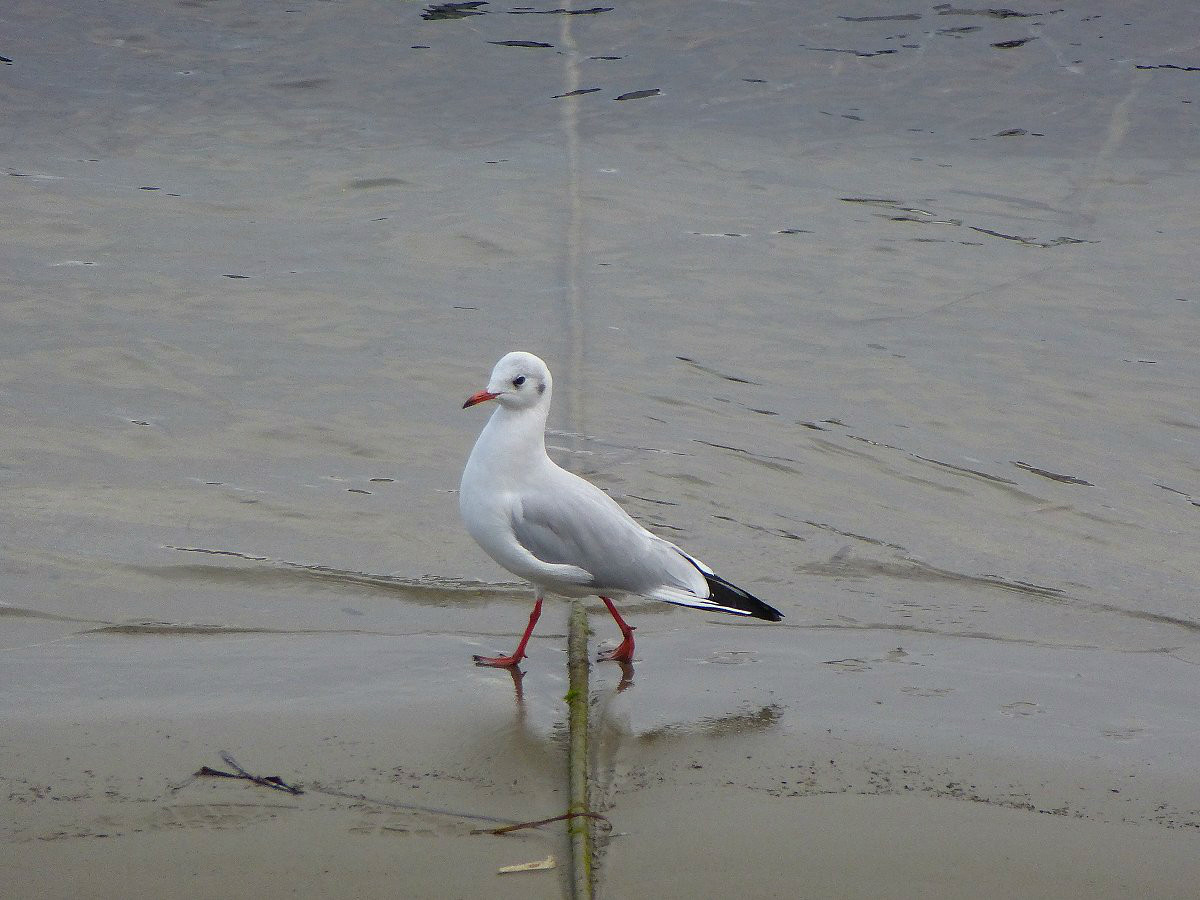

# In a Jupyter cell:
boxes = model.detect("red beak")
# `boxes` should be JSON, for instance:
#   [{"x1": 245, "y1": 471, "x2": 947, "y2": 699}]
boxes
[{"x1": 462, "y1": 389, "x2": 499, "y2": 409}]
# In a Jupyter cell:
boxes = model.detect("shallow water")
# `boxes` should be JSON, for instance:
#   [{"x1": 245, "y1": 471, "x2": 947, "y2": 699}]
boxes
[{"x1": 3, "y1": 0, "x2": 1199, "y2": 896}]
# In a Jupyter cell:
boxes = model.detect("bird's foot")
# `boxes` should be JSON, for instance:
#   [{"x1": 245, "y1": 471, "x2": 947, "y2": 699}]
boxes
[
  {"x1": 597, "y1": 632, "x2": 635, "y2": 664},
  {"x1": 598, "y1": 598, "x2": 636, "y2": 663},
  {"x1": 473, "y1": 653, "x2": 524, "y2": 668},
  {"x1": 473, "y1": 597, "x2": 542, "y2": 669}
]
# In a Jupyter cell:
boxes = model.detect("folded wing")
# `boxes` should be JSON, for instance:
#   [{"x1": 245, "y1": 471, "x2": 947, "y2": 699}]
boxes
[{"x1": 512, "y1": 470, "x2": 709, "y2": 599}]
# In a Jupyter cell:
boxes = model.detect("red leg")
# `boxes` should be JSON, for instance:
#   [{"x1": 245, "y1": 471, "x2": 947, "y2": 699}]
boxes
[
  {"x1": 474, "y1": 597, "x2": 543, "y2": 668},
  {"x1": 597, "y1": 596, "x2": 635, "y2": 663}
]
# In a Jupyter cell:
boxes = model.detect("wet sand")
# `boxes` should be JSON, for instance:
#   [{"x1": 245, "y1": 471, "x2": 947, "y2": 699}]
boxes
[
  {"x1": 3, "y1": 0, "x2": 1199, "y2": 896},
  {"x1": 6, "y1": 627, "x2": 1200, "y2": 898}
]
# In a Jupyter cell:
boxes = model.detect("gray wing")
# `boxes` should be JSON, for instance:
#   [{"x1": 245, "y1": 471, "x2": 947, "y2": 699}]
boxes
[{"x1": 511, "y1": 469, "x2": 708, "y2": 598}]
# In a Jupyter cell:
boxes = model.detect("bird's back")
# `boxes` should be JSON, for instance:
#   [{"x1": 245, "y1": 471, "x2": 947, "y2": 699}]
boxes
[{"x1": 510, "y1": 462, "x2": 710, "y2": 599}]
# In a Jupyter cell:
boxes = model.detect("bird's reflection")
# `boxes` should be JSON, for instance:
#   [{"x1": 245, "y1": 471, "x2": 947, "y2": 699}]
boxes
[
  {"x1": 503, "y1": 665, "x2": 526, "y2": 707},
  {"x1": 490, "y1": 658, "x2": 634, "y2": 707},
  {"x1": 443, "y1": 662, "x2": 783, "y2": 858},
  {"x1": 613, "y1": 660, "x2": 635, "y2": 693}
]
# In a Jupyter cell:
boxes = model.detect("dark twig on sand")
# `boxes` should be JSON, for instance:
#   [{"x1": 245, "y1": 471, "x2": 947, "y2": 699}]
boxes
[
  {"x1": 181, "y1": 753, "x2": 612, "y2": 845},
  {"x1": 190, "y1": 752, "x2": 305, "y2": 795},
  {"x1": 471, "y1": 810, "x2": 612, "y2": 836},
  {"x1": 310, "y1": 784, "x2": 513, "y2": 825}
]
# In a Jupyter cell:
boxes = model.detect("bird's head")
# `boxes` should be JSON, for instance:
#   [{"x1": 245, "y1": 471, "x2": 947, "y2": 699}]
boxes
[{"x1": 463, "y1": 351, "x2": 552, "y2": 412}]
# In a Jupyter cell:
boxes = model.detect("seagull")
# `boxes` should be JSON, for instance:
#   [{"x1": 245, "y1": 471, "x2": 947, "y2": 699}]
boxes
[{"x1": 459, "y1": 351, "x2": 783, "y2": 668}]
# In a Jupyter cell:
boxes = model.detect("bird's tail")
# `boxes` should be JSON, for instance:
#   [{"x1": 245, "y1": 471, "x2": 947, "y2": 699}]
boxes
[{"x1": 703, "y1": 573, "x2": 784, "y2": 621}]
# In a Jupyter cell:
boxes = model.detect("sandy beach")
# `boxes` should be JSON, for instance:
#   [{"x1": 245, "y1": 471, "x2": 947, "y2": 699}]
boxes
[{"x1": 3, "y1": 0, "x2": 1199, "y2": 896}]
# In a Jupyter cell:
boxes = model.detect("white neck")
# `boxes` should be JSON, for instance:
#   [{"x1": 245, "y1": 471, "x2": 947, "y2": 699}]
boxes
[{"x1": 467, "y1": 400, "x2": 553, "y2": 484}]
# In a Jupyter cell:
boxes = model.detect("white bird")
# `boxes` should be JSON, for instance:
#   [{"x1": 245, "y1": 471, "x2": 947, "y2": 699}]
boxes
[{"x1": 460, "y1": 351, "x2": 783, "y2": 668}]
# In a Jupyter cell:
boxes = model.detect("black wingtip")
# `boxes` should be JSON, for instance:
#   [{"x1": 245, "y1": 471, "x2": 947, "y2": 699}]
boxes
[{"x1": 705, "y1": 573, "x2": 784, "y2": 621}]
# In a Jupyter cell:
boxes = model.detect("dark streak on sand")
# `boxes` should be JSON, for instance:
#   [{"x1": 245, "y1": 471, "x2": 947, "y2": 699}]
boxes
[
  {"x1": 508, "y1": 6, "x2": 613, "y2": 14},
  {"x1": 839, "y1": 14, "x2": 922, "y2": 22},
  {"x1": 615, "y1": 89, "x2": 660, "y2": 101},
  {"x1": 421, "y1": 1, "x2": 487, "y2": 20},
  {"x1": 932, "y1": 3, "x2": 1044, "y2": 18},
  {"x1": 1013, "y1": 461, "x2": 1093, "y2": 485},
  {"x1": 968, "y1": 226, "x2": 1093, "y2": 247},
  {"x1": 676, "y1": 356, "x2": 762, "y2": 385},
  {"x1": 806, "y1": 46, "x2": 899, "y2": 57}
]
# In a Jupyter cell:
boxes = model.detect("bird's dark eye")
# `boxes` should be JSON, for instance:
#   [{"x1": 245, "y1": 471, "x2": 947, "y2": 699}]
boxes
[{"x1": 512, "y1": 375, "x2": 526, "y2": 387}]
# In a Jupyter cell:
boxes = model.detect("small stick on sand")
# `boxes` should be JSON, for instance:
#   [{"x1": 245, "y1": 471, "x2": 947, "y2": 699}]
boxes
[
  {"x1": 187, "y1": 752, "x2": 305, "y2": 795},
  {"x1": 471, "y1": 810, "x2": 611, "y2": 836}
]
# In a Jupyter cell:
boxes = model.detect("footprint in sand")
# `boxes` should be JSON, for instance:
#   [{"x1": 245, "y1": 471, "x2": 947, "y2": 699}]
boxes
[
  {"x1": 1100, "y1": 723, "x2": 1146, "y2": 742},
  {"x1": 705, "y1": 650, "x2": 757, "y2": 665},
  {"x1": 1000, "y1": 700, "x2": 1044, "y2": 717},
  {"x1": 900, "y1": 686, "x2": 953, "y2": 698},
  {"x1": 822, "y1": 657, "x2": 871, "y2": 673},
  {"x1": 149, "y1": 802, "x2": 296, "y2": 831}
]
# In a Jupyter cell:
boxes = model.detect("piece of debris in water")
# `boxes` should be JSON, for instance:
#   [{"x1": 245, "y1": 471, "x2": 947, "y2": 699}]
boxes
[{"x1": 498, "y1": 855, "x2": 557, "y2": 874}]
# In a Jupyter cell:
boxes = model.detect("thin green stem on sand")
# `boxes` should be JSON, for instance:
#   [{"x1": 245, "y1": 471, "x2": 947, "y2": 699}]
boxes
[{"x1": 566, "y1": 600, "x2": 594, "y2": 899}]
